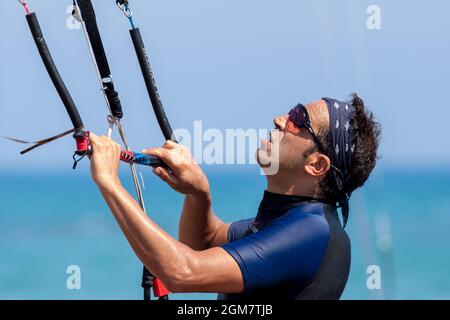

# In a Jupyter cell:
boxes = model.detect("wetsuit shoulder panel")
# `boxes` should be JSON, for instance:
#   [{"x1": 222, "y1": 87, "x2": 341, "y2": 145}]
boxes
[
  {"x1": 227, "y1": 218, "x2": 255, "y2": 243},
  {"x1": 221, "y1": 203, "x2": 330, "y2": 293}
]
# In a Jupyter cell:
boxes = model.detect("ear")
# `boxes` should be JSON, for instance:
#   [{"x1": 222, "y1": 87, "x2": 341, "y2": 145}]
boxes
[{"x1": 304, "y1": 153, "x2": 331, "y2": 177}]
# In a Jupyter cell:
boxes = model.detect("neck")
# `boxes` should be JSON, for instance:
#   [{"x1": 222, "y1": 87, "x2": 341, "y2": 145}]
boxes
[{"x1": 266, "y1": 172, "x2": 326, "y2": 199}]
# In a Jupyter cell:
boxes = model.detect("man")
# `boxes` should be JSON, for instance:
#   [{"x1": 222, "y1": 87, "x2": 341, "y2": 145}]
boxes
[{"x1": 89, "y1": 94, "x2": 381, "y2": 299}]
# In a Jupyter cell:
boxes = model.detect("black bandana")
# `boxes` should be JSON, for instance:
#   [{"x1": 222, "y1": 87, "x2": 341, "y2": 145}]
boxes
[{"x1": 322, "y1": 98, "x2": 357, "y2": 227}]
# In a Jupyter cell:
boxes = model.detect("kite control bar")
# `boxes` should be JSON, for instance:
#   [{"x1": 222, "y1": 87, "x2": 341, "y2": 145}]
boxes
[
  {"x1": 74, "y1": 132, "x2": 168, "y2": 169},
  {"x1": 6, "y1": 128, "x2": 168, "y2": 170}
]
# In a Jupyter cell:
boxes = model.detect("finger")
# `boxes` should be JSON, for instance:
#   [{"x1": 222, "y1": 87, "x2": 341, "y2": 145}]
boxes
[
  {"x1": 93, "y1": 135, "x2": 109, "y2": 148},
  {"x1": 100, "y1": 135, "x2": 120, "y2": 149},
  {"x1": 100, "y1": 135, "x2": 113, "y2": 143},
  {"x1": 162, "y1": 140, "x2": 177, "y2": 149},
  {"x1": 142, "y1": 147, "x2": 164, "y2": 156},
  {"x1": 144, "y1": 148, "x2": 183, "y2": 170},
  {"x1": 89, "y1": 132, "x2": 100, "y2": 146},
  {"x1": 113, "y1": 142, "x2": 121, "y2": 156},
  {"x1": 153, "y1": 167, "x2": 179, "y2": 187},
  {"x1": 141, "y1": 147, "x2": 157, "y2": 155},
  {"x1": 142, "y1": 148, "x2": 174, "y2": 163}
]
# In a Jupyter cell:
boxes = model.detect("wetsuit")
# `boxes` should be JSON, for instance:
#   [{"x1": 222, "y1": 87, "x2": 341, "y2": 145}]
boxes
[{"x1": 219, "y1": 191, "x2": 351, "y2": 300}]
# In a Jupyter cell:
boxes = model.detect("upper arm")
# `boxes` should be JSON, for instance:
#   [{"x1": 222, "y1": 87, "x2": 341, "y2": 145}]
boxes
[
  {"x1": 171, "y1": 218, "x2": 256, "y2": 293},
  {"x1": 171, "y1": 246, "x2": 245, "y2": 294},
  {"x1": 209, "y1": 218, "x2": 255, "y2": 248},
  {"x1": 208, "y1": 223, "x2": 231, "y2": 248}
]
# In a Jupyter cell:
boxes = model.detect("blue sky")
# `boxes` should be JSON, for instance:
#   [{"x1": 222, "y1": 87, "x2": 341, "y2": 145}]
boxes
[{"x1": 1, "y1": 0, "x2": 449, "y2": 171}]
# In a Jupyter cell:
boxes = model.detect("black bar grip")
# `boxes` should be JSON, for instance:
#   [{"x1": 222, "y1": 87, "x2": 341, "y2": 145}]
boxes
[
  {"x1": 120, "y1": 151, "x2": 169, "y2": 169},
  {"x1": 26, "y1": 13, "x2": 84, "y2": 130},
  {"x1": 130, "y1": 28, "x2": 176, "y2": 142}
]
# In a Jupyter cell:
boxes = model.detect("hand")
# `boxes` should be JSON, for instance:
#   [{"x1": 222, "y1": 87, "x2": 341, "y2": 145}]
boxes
[
  {"x1": 89, "y1": 132, "x2": 122, "y2": 187},
  {"x1": 143, "y1": 141, "x2": 210, "y2": 196}
]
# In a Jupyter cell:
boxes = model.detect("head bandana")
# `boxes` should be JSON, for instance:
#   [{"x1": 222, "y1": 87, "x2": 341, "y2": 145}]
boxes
[{"x1": 322, "y1": 98, "x2": 357, "y2": 227}]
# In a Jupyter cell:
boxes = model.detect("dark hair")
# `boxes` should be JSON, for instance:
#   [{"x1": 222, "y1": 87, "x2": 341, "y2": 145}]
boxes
[{"x1": 304, "y1": 93, "x2": 381, "y2": 202}]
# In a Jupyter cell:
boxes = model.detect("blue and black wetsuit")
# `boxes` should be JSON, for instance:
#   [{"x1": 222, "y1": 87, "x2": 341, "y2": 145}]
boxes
[{"x1": 220, "y1": 191, "x2": 351, "y2": 300}]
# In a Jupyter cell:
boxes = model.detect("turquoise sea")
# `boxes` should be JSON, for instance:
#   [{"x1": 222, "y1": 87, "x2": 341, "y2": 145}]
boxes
[{"x1": 1, "y1": 165, "x2": 449, "y2": 300}]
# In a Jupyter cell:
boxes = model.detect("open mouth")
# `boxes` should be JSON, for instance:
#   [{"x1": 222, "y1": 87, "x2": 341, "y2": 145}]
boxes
[
  {"x1": 260, "y1": 130, "x2": 274, "y2": 149},
  {"x1": 260, "y1": 129, "x2": 282, "y2": 149},
  {"x1": 269, "y1": 129, "x2": 283, "y2": 143},
  {"x1": 264, "y1": 130, "x2": 276, "y2": 145}
]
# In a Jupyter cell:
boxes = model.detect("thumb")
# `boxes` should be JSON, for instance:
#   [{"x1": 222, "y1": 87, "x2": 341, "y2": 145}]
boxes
[{"x1": 88, "y1": 132, "x2": 100, "y2": 148}]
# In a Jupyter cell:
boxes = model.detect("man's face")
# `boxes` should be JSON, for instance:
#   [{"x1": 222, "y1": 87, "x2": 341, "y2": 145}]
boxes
[{"x1": 257, "y1": 99, "x2": 329, "y2": 175}]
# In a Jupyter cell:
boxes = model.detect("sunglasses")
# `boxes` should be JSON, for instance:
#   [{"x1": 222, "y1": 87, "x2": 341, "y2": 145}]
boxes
[
  {"x1": 288, "y1": 104, "x2": 328, "y2": 155},
  {"x1": 288, "y1": 104, "x2": 346, "y2": 189}
]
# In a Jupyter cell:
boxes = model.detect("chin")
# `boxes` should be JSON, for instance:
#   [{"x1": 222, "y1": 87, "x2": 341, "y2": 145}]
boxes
[{"x1": 256, "y1": 150, "x2": 282, "y2": 176}]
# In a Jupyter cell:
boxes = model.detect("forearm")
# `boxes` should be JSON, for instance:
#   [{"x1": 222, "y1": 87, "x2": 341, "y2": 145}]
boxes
[
  {"x1": 88, "y1": 135, "x2": 243, "y2": 293},
  {"x1": 179, "y1": 193, "x2": 227, "y2": 250},
  {"x1": 97, "y1": 179, "x2": 196, "y2": 287}
]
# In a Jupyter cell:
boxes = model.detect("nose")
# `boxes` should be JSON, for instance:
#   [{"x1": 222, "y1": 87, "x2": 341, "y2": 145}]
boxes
[{"x1": 273, "y1": 114, "x2": 289, "y2": 131}]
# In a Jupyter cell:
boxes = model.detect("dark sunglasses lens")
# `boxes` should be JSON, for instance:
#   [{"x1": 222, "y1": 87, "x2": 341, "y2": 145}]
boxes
[{"x1": 289, "y1": 105, "x2": 308, "y2": 128}]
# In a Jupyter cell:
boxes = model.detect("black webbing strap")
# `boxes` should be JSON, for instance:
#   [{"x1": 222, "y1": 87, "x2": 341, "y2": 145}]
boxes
[
  {"x1": 3, "y1": 128, "x2": 79, "y2": 155},
  {"x1": 76, "y1": 0, "x2": 123, "y2": 119}
]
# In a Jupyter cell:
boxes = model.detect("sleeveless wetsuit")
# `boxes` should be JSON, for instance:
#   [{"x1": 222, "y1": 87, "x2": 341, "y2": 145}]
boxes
[{"x1": 219, "y1": 191, "x2": 351, "y2": 300}]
